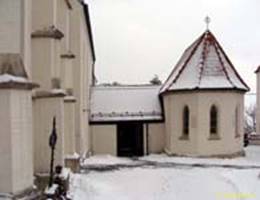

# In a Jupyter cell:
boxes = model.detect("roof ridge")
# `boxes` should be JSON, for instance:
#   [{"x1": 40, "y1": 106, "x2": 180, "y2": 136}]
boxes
[
  {"x1": 198, "y1": 33, "x2": 209, "y2": 86},
  {"x1": 212, "y1": 38, "x2": 235, "y2": 87}
]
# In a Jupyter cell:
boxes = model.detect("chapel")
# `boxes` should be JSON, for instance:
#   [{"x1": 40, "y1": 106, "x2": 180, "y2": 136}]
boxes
[{"x1": 90, "y1": 29, "x2": 249, "y2": 157}]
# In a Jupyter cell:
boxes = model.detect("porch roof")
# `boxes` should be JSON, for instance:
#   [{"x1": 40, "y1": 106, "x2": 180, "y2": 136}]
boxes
[{"x1": 90, "y1": 85, "x2": 163, "y2": 123}]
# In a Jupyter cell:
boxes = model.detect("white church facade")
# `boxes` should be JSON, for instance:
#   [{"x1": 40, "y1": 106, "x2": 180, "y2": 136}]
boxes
[{"x1": 89, "y1": 30, "x2": 249, "y2": 157}]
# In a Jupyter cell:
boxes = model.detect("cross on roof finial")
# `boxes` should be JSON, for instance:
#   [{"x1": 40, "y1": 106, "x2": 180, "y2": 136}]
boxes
[{"x1": 204, "y1": 16, "x2": 211, "y2": 30}]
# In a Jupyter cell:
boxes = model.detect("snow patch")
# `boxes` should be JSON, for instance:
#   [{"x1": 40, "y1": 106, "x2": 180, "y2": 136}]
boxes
[{"x1": 0, "y1": 74, "x2": 28, "y2": 83}]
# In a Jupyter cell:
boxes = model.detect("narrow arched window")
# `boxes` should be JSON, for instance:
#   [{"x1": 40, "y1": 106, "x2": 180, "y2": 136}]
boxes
[
  {"x1": 183, "y1": 106, "x2": 189, "y2": 135},
  {"x1": 210, "y1": 105, "x2": 218, "y2": 134},
  {"x1": 235, "y1": 106, "x2": 239, "y2": 137}
]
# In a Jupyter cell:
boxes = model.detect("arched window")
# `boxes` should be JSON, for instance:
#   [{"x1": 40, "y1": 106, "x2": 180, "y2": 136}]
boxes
[
  {"x1": 183, "y1": 106, "x2": 189, "y2": 136},
  {"x1": 235, "y1": 106, "x2": 240, "y2": 137},
  {"x1": 210, "y1": 105, "x2": 218, "y2": 134}
]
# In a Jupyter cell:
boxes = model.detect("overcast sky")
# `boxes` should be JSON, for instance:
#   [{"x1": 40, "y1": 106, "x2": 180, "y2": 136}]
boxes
[{"x1": 86, "y1": 0, "x2": 260, "y2": 92}]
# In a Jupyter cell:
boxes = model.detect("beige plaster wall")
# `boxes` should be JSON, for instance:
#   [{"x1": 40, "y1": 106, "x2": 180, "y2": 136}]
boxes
[
  {"x1": 163, "y1": 91, "x2": 244, "y2": 156},
  {"x1": 163, "y1": 93, "x2": 199, "y2": 155},
  {"x1": 196, "y1": 91, "x2": 244, "y2": 156},
  {"x1": 148, "y1": 123, "x2": 165, "y2": 153},
  {"x1": 64, "y1": 101, "x2": 76, "y2": 155},
  {"x1": 0, "y1": 0, "x2": 22, "y2": 54},
  {"x1": 0, "y1": 90, "x2": 33, "y2": 194},
  {"x1": 32, "y1": 0, "x2": 55, "y2": 30},
  {"x1": 0, "y1": 0, "x2": 34, "y2": 195},
  {"x1": 0, "y1": 0, "x2": 31, "y2": 76},
  {"x1": 91, "y1": 123, "x2": 165, "y2": 156},
  {"x1": 32, "y1": 0, "x2": 94, "y2": 158},
  {"x1": 33, "y1": 97, "x2": 65, "y2": 173},
  {"x1": 0, "y1": 90, "x2": 12, "y2": 193},
  {"x1": 31, "y1": 39, "x2": 53, "y2": 90},
  {"x1": 91, "y1": 125, "x2": 117, "y2": 156},
  {"x1": 10, "y1": 90, "x2": 34, "y2": 193},
  {"x1": 69, "y1": 1, "x2": 94, "y2": 155}
]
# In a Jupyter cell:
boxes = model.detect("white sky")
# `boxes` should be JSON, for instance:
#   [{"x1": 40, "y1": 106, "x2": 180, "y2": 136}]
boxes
[{"x1": 86, "y1": 0, "x2": 260, "y2": 92}]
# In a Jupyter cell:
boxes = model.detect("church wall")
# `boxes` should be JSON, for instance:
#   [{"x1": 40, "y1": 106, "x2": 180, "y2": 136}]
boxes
[
  {"x1": 31, "y1": 0, "x2": 55, "y2": 30},
  {"x1": 163, "y1": 93, "x2": 199, "y2": 156},
  {"x1": 0, "y1": 89, "x2": 34, "y2": 194},
  {"x1": 147, "y1": 123, "x2": 165, "y2": 154},
  {"x1": 0, "y1": 0, "x2": 22, "y2": 54},
  {"x1": 64, "y1": 100, "x2": 76, "y2": 155},
  {"x1": 0, "y1": 90, "x2": 12, "y2": 193},
  {"x1": 33, "y1": 97, "x2": 65, "y2": 173},
  {"x1": 0, "y1": 0, "x2": 34, "y2": 195},
  {"x1": 31, "y1": 39, "x2": 53, "y2": 90},
  {"x1": 196, "y1": 91, "x2": 244, "y2": 156},
  {"x1": 162, "y1": 91, "x2": 244, "y2": 157},
  {"x1": 69, "y1": 1, "x2": 94, "y2": 156},
  {"x1": 10, "y1": 90, "x2": 34, "y2": 193},
  {"x1": 91, "y1": 125, "x2": 117, "y2": 156},
  {"x1": 31, "y1": 0, "x2": 94, "y2": 167}
]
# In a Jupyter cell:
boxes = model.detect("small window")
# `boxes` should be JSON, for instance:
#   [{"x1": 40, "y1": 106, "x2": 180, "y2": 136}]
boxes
[
  {"x1": 210, "y1": 105, "x2": 218, "y2": 134},
  {"x1": 183, "y1": 106, "x2": 190, "y2": 136},
  {"x1": 235, "y1": 106, "x2": 240, "y2": 137}
]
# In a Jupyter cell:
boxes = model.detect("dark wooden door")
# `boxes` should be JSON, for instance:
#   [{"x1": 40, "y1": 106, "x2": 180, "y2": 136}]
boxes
[{"x1": 117, "y1": 122, "x2": 144, "y2": 157}]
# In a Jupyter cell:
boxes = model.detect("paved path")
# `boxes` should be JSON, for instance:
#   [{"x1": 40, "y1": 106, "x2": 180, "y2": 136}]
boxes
[{"x1": 80, "y1": 159, "x2": 260, "y2": 172}]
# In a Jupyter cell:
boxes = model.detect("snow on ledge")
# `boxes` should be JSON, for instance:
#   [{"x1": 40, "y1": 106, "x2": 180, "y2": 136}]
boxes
[
  {"x1": 82, "y1": 155, "x2": 134, "y2": 166},
  {"x1": 0, "y1": 74, "x2": 28, "y2": 83},
  {"x1": 65, "y1": 152, "x2": 80, "y2": 159}
]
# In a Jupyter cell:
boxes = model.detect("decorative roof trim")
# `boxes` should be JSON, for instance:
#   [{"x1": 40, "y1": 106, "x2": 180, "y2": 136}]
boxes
[
  {"x1": 90, "y1": 110, "x2": 163, "y2": 122},
  {"x1": 161, "y1": 88, "x2": 247, "y2": 96},
  {"x1": 91, "y1": 111, "x2": 162, "y2": 118},
  {"x1": 212, "y1": 37, "x2": 235, "y2": 87},
  {"x1": 197, "y1": 36, "x2": 208, "y2": 85},
  {"x1": 90, "y1": 119, "x2": 164, "y2": 125},
  {"x1": 31, "y1": 26, "x2": 64, "y2": 40}
]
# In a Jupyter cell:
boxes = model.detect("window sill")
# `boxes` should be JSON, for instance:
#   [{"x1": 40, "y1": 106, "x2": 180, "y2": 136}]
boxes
[
  {"x1": 179, "y1": 135, "x2": 189, "y2": 140},
  {"x1": 208, "y1": 135, "x2": 221, "y2": 140}
]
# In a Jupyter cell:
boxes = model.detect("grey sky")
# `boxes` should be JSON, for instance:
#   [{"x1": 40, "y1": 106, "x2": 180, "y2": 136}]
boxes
[{"x1": 86, "y1": 0, "x2": 260, "y2": 92}]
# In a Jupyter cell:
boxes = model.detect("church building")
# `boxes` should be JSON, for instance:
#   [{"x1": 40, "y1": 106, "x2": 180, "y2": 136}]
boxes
[{"x1": 90, "y1": 29, "x2": 249, "y2": 157}]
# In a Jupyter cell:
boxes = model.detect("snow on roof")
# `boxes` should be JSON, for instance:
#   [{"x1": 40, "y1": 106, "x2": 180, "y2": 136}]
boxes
[
  {"x1": 90, "y1": 85, "x2": 163, "y2": 122},
  {"x1": 160, "y1": 30, "x2": 249, "y2": 94}
]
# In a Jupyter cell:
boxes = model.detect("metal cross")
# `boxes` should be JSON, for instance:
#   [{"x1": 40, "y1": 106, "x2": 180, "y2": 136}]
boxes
[{"x1": 205, "y1": 16, "x2": 211, "y2": 30}]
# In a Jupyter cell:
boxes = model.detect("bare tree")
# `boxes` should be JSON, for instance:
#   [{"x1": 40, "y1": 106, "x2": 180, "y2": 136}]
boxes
[{"x1": 244, "y1": 104, "x2": 256, "y2": 134}]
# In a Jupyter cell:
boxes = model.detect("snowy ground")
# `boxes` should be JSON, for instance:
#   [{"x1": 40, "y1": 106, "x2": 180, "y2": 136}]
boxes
[{"x1": 70, "y1": 146, "x2": 260, "y2": 200}]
